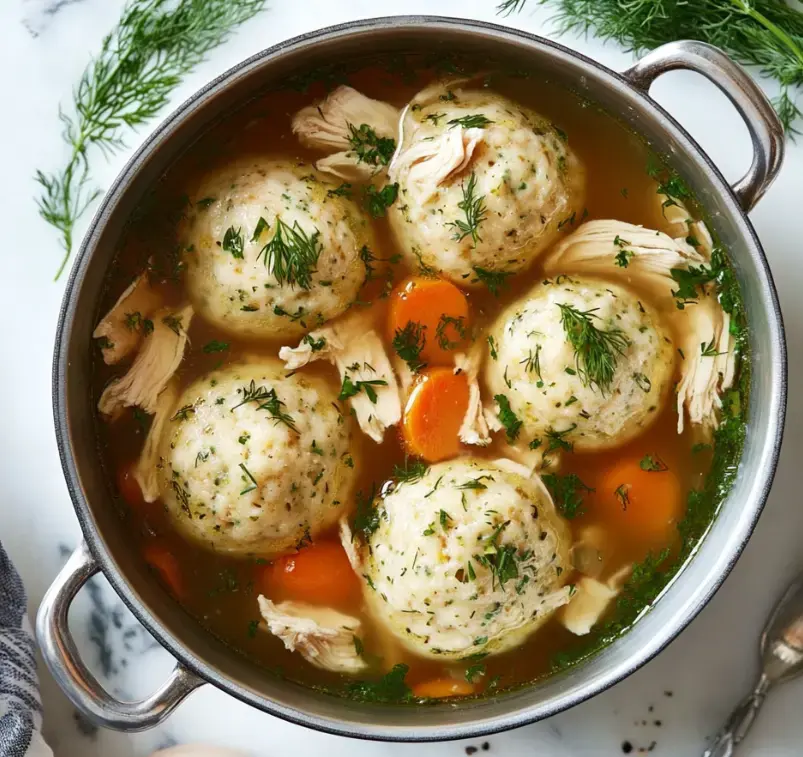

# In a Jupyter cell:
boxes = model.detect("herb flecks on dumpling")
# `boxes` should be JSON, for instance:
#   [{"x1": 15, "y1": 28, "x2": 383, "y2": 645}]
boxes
[
  {"x1": 485, "y1": 277, "x2": 675, "y2": 452},
  {"x1": 292, "y1": 85, "x2": 400, "y2": 182},
  {"x1": 388, "y1": 82, "x2": 586, "y2": 285},
  {"x1": 179, "y1": 159, "x2": 371, "y2": 340}
]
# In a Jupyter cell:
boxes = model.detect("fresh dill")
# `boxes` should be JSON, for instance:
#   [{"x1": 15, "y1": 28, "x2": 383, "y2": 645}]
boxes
[
  {"x1": 557, "y1": 303, "x2": 630, "y2": 392},
  {"x1": 36, "y1": 0, "x2": 265, "y2": 280},
  {"x1": 458, "y1": 475, "x2": 495, "y2": 490},
  {"x1": 348, "y1": 663, "x2": 411, "y2": 703},
  {"x1": 494, "y1": 394, "x2": 523, "y2": 442},
  {"x1": 170, "y1": 404, "x2": 195, "y2": 422},
  {"x1": 544, "y1": 424, "x2": 577, "y2": 457},
  {"x1": 465, "y1": 663, "x2": 486, "y2": 683},
  {"x1": 257, "y1": 219, "x2": 321, "y2": 289},
  {"x1": 472, "y1": 266, "x2": 513, "y2": 296},
  {"x1": 487, "y1": 335, "x2": 499, "y2": 360},
  {"x1": 162, "y1": 314, "x2": 183, "y2": 335},
  {"x1": 639, "y1": 454, "x2": 669, "y2": 472},
  {"x1": 339, "y1": 375, "x2": 388, "y2": 404},
  {"x1": 448, "y1": 114, "x2": 495, "y2": 129},
  {"x1": 435, "y1": 315, "x2": 467, "y2": 350},
  {"x1": 614, "y1": 483, "x2": 631, "y2": 509},
  {"x1": 302, "y1": 334, "x2": 327, "y2": 352},
  {"x1": 251, "y1": 216, "x2": 269, "y2": 242},
  {"x1": 327, "y1": 182, "x2": 353, "y2": 198},
  {"x1": 392, "y1": 321, "x2": 427, "y2": 372},
  {"x1": 473, "y1": 522, "x2": 521, "y2": 591},
  {"x1": 353, "y1": 485, "x2": 380, "y2": 540},
  {"x1": 448, "y1": 172, "x2": 487, "y2": 245},
  {"x1": 393, "y1": 458, "x2": 429, "y2": 484},
  {"x1": 222, "y1": 226, "x2": 244, "y2": 259},
  {"x1": 542, "y1": 472, "x2": 594, "y2": 519},
  {"x1": 363, "y1": 183, "x2": 399, "y2": 218},
  {"x1": 238, "y1": 462, "x2": 258, "y2": 496},
  {"x1": 519, "y1": 345, "x2": 542, "y2": 379},
  {"x1": 500, "y1": 0, "x2": 803, "y2": 135},
  {"x1": 701, "y1": 337, "x2": 726, "y2": 357},
  {"x1": 231, "y1": 380, "x2": 298, "y2": 432},
  {"x1": 347, "y1": 123, "x2": 396, "y2": 167},
  {"x1": 202, "y1": 340, "x2": 229, "y2": 354}
]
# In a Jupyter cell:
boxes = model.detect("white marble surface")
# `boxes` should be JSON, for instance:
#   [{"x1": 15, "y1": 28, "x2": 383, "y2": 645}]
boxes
[{"x1": 1, "y1": 0, "x2": 802, "y2": 755}]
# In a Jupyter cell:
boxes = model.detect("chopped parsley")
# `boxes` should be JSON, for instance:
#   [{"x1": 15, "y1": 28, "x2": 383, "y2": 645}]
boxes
[
  {"x1": 364, "y1": 182, "x2": 399, "y2": 218},
  {"x1": 346, "y1": 123, "x2": 396, "y2": 167},
  {"x1": 222, "y1": 226, "x2": 244, "y2": 259},
  {"x1": 639, "y1": 454, "x2": 669, "y2": 472},
  {"x1": 494, "y1": 393, "x2": 522, "y2": 442},
  {"x1": 348, "y1": 663, "x2": 411, "y2": 703}
]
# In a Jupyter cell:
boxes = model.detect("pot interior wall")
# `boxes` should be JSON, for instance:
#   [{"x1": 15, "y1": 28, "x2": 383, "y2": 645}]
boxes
[{"x1": 57, "y1": 19, "x2": 783, "y2": 738}]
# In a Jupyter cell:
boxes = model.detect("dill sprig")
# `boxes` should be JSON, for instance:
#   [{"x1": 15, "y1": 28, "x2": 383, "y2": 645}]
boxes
[
  {"x1": 502, "y1": 0, "x2": 803, "y2": 135},
  {"x1": 36, "y1": 0, "x2": 265, "y2": 280},
  {"x1": 557, "y1": 303, "x2": 630, "y2": 392},
  {"x1": 392, "y1": 321, "x2": 427, "y2": 372},
  {"x1": 448, "y1": 172, "x2": 487, "y2": 245},
  {"x1": 231, "y1": 380, "x2": 298, "y2": 432},
  {"x1": 347, "y1": 123, "x2": 396, "y2": 167},
  {"x1": 257, "y1": 219, "x2": 322, "y2": 290}
]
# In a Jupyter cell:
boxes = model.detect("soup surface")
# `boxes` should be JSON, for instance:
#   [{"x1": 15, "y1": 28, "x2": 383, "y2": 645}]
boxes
[{"x1": 93, "y1": 55, "x2": 747, "y2": 702}]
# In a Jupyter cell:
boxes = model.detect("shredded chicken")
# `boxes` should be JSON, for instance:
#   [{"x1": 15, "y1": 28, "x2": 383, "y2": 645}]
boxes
[
  {"x1": 134, "y1": 380, "x2": 178, "y2": 503},
  {"x1": 279, "y1": 310, "x2": 401, "y2": 442},
  {"x1": 390, "y1": 126, "x2": 485, "y2": 198},
  {"x1": 98, "y1": 304, "x2": 193, "y2": 418},
  {"x1": 93, "y1": 273, "x2": 162, "y2": 365},
  {"x1": 292, "y1": 85, "x2": 400, "y2": 181},
  {"x1": 560, "y1": 566, "x2": 631, "y2": 636},
  {"x1": 454, "y1": 348, "x2": 491, "y2": 446},
  {"x1": 571, "y1": 525, "x2": 607, "y2": 579},
  {"x1": 257, "y1": 597, "x2": 367, "y2": 674},
  {"x1": 339, "y1": 517, "x2": 361, "y2": 572},
  {"x1": 544, "y1": 219, "x2": 736, "y2": 431}
]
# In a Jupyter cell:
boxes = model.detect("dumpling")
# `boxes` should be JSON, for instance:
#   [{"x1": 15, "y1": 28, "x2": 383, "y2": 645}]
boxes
[
  {"x1": 179, "y1": 158, "x2": 371, "y2": 340},
  {"x1": 156, "y1": 360, "x2": 357, "y2": 557},
  {"x1": 485, "y1": 276, "x2": 675, "y2": 451},
  {"x1": 388, "y1": 83, "x2": 585, "y2": 284},
  {"x1": 345, "y1": 458, "x2": 572, "y2": 660}
]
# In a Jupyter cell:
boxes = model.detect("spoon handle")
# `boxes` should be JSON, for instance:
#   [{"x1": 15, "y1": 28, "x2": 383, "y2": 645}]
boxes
[{"x1": 702, "y1": 675, "x2": 770, "y2": 757}]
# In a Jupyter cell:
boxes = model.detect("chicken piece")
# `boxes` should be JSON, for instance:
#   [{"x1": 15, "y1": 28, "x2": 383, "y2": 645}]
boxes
[
  {"x1": 257, "y1": 597, "x2": 367, "y2": 674},
  {"x1": 454, "y1": 347, "x2": 491, "y2": 446},
  {"x1": 292, "y1": 85, "x2": 400, "y2": 181},
  {"x1": 544, "y1": 220, "x2": 736, "y2": 432},
  {"x1": 279, "y1": 311, "x2": 401, "y2": 443},
  {"x1": 571, "y1": 524, "x2": 608, "y2": 579},
  {"x1": 98, "y1": 305, "x2": 193, "y2": 418},
  {"x1": 560, "y1": 566, "x2": 631, "y2": 636},
  {"x1": 93, "y1": 273, "x2": 162, "y2": 365},
  {"x1": 134, "y1": 380, "x2": 178, "y2": 503}
]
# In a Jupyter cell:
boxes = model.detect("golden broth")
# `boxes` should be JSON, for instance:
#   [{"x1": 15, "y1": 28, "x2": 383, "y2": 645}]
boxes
[{"x1": 94, "y1": 57, "x2": 733, "y2": 699}]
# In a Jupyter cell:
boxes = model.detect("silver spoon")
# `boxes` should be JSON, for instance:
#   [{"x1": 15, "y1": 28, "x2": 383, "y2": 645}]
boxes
[{"x1": 703, "y1": 576, "x2": 803, "y2": 757}]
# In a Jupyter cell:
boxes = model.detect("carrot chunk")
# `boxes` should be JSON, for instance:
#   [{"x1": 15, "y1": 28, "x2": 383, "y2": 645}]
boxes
[
  {"x1": 116, "y1": 461, "x2": 145, "y2": 510},
  {"x1": 413, "y1": 678, "x2": 477, "y2": 699},
  {"x1": 596, "y1": 456, "x2": 683, "y2": 545},
  {"x1": 388, "y1": 276, "x2": 470, "y2": 366},
  {"x1": 143, "y1": 544, "x2": 183, "y2": 599},
  {"x1": 402, "y1": 367, "x2": 470, "y2": 463},
  {"x1": 258, "y1": 541, "x2": 360, "y2": 607}
]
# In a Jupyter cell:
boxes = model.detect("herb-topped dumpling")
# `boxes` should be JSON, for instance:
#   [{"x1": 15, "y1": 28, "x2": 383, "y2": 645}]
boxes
[
  {"x1": 345, "y1": 458, "x2": 573, "y2": 660},
  {"x1": 485, "y1": 276, "x2": 675, "y2": 451},
  {"x1": 179, "y1": 158, "x2": 371, "y2": 339},
  {"x1": 157, "y1": 360, "x2": 358, "y2": 557},
  {"x1": 388, "y1": 83, "x2": 585, "y2": 285}
]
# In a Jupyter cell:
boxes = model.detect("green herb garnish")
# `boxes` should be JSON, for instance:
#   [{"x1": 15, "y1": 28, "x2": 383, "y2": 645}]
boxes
[
  {"x1": 639, "y1": 454, "x2": 668, "y2": 472},
  {"x1": 542, "y1": 472, "x2": 594, "y2": 519},
  {"x1": 472, "y1": 266, "x2": 512, "y2": 296},
  {"x1": 257, "y1": 219, "x2": 321, "y2": 290},
  {"x1": 448, "y1": 172, "x2": 487, "y2": 245},
  {"x1": 222, "y1": 226, "x2": 244, "y2": 259},
  {"x1": 353, "y1": 485, "x2": 380, "y2": 540},
  {"x1": 251, "y1": 216, "x2": 269, "y2": 242},
  {"x1": 392, "y1": 321, "x2": 427, "y2": 372},
  {"x1": 494, "y1": 394, "x2": 522, "y2": 442},
  {"x1": 447, "y1": 114, "x2": 494, "y2": 129},
  {"x1": 348, "y1": 663, "x2": 412, "y2": 703},
  {"x1": 347, "y1": 123, "x2": 396, "y2": 167},
  {"x1": 231, "y1": 380, "x2": 298, "y2": 432},
  {"x1": 364, "y1": 183, "x2": 399, "y2": 218},
  {"x1": 339, "y1": 375, "x2": 388, "y2": 404},
  {"x1": 238, "y1": 462, "x2": 258, "y2": 495},
  {"x1": 203, "y1": 340, "x2": 229, "y2": 353},
  {"x1": 393, "y1": 458, "x2": 428, "y2": 484}
]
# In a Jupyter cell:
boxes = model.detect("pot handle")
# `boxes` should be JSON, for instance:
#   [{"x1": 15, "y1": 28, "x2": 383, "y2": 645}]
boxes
[
  {"x1": 622, "y1": 40, "x2": 784, "y2": 212},
  {"x1": 35, "y1": 542, "x2": 203, "y2": 731}
]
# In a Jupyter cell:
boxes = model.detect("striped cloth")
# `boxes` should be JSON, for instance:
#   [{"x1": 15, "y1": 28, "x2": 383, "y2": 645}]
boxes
[{"x1": 0, "y1": 544, "x2": 51, "y2": 757}]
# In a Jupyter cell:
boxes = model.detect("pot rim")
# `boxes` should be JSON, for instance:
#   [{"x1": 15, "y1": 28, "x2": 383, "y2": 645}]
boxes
[{"x1": 52, "y1": 15, "x2": 787, "y2": 741}]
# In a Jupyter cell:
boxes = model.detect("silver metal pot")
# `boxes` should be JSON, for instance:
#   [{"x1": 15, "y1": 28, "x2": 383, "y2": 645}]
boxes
[{"x1": 37, "y1": 16, "x2": 787, "y2": 742}]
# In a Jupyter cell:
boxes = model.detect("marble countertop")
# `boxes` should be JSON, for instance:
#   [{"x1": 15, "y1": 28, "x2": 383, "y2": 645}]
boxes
[{"x1": 2, "y1": 0, "x2": 802, "y2": 754}]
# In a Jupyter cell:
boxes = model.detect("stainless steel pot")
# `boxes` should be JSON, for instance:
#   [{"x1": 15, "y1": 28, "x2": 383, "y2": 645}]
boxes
[{"x1": 38, "y1": 16, "x2": 787, "y2": 742}]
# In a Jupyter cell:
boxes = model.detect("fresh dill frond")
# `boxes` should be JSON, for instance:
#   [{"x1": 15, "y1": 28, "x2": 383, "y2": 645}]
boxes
[
  {"x1": 353, "y1": 484, "x2": 380, "y2": 540},
  {"x1": 557, "y1": 303, "x2": 630, "y2": 392},
  {"x1": 347, "y1": 123, "x2": 396, "y2": 167},
  {"x1": 257, "y1": 219, "x2": 321, "y2": 289},
  {"x1": 447, "y1": 114, "x2": 495, "y2": 129},
  {"x1": 348, "y1": 663, "x2": 411, "y2": 703},
  {"x1": 222, "y1": 226, "x2": 245, "y2": 259},
  {"x1": 544, "y1": 424, "x2": 577, "y2": 457},
  {"x1": 203, "y1": 340, "x2": 229, "y2": 354},
  {"x1": 393, "y1": 458, "x2": 429, "y2": 484},
  {"x1": 519, "y1": 345, "x2": 542, "y2": 379},
  {"x1": 231, "y1": 380, "x2": 298, "y2": 432},
  {"x1": 238, "y1": 462, "x2": 258, "y2": 496},
  {"x1": 392, "y1": 321, "x2": 427, "y2": 372},
  {"x1": 36, "y1": 0, "x2": 266, "y2": 280},
  {"x1": 472, "y1": 266, "x2": 513, "y2": 296},
  {"x1": 339, "y1": 376, "x2": 388, "y2": 404},
  {"x1": 494, "y1": 394, "x2": 523, "y2": 442},
  {"x1": 435, "y1": 315, "x2": 467, "y2": 350},
  {"x1": 513, "y1": 0, "x2": 803, "y2": 135},
  {"x1": 363, "y1": 183, "x2": 399, "y2": 218},
  {"x1": 542, "y1": 472, "x2": 594, "y2": 518},
  {"x1": 448, "y1": 172, "x2": 487, "y2": 245}
]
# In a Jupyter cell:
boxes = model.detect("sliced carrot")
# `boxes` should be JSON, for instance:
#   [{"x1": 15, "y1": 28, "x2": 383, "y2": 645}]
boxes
[
  {"x1": 596, "y1": 457, "x2": 684, "y2": 545},
  {"x1": 388, "y1": 276, "x2": 470, "y2": 366},
  {"x1": 413, "y1": 678, "x2": 477, "y2": 699},
  {"x1": 117, "y1": 462, "x2": 145, "y2": 510},
  {"x1": 258, "y1": 541, "x2": 360, "y2": 608},
  {"x1": 402, "y1": 367, "x2": 470, "y2": 463},
  {"x1": 143, "y1": 544, "x2": 183, "y2": 599}
]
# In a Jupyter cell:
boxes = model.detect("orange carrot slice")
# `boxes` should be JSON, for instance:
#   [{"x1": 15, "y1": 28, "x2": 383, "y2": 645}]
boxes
[
  {"x1": 596, "y1": 456, "x2": 683, "y2": 545},
  {"x1": 413, "y1": 678, "x2": 477, "y2": 699},
  {"x1": 388, "y1": 276, "x2": 470, "y2": 366},
  {"x1": 143, "y1": 544, "x2": 183, "y2": 599},
  {"x1": 117, "y1": 462, "x2": 145, "y2": 510},
  {"x1": 258, "y1": 541, "x2": 360, "y2": 607},
  {"x1": 402, "y1": 367, "x2": 470, "y2": 463}
]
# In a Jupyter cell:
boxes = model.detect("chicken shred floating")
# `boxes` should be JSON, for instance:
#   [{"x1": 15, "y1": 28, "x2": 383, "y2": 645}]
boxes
[
  {"x1": 544, "y1": 219, "x2": 737, "y2": 432},
  {"x1": 279, "y1": 310, "x2": 402, "y2": 442},
  {"x1": 292, "y1": 85, "x2": 400, "y2": 181}
]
